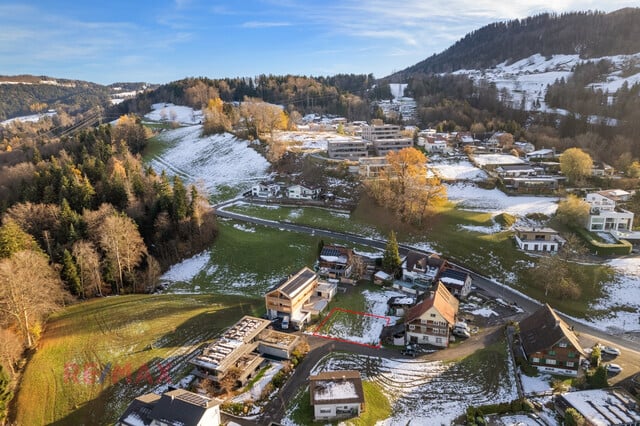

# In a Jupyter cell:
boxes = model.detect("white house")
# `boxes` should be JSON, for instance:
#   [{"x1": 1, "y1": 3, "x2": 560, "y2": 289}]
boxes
[
  {"x1": 251, "y1": 182, "x2": 280, "y2": 198},
  {"x1": 287, "y1": 184, "x2": 321, "y2": 200},
  {"x1": 584, "y1": 190, "x2": 634, "y2": 232},
  {"x1": 514, "y1": 227, "x2": 565, "y2": 252},
  {"x1": 310, "y1": 370, "x2": 365, "y2": 421},
  {"x1": 117, "y1": 389, "x2": 222, "y2": 426}
]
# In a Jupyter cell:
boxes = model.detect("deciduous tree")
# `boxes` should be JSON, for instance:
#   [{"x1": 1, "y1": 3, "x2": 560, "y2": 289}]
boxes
[
  {"x1": 0, "y1": 250, "x2": 66, "y2": 347},
  {"x1": 72, "y1": 240, "x2": 105, "y2": 297},
  {"x1": 556, "y1": 194, "x2": 590, "y2": 227},
  {"x1": 0, "y1": 328, "x2": 23, "y2": 377},
  {"x1": 560, "y1": 147, "x2": 593, "y2": 184},
  {"x1": 98, "y1": 214, "x2": 147, "y2": 293}
]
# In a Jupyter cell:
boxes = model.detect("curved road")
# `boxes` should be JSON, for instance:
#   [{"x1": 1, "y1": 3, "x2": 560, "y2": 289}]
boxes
[{"x1": 215, "y1": 199, "x2": 640, "y2": 354}]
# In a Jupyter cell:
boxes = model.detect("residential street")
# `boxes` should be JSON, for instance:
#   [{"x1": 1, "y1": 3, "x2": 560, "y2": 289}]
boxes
[{"x1": 214, "y1": 199, "x2": 640, "y2": 425}]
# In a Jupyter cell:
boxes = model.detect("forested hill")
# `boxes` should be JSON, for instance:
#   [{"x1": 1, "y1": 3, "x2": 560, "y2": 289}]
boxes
[
  {"x1": 0, "y1": 76, "x2": 151, "y2": 122},
  {"x1": 393, "y1": 8, "x2": 640, "y2": 78}
]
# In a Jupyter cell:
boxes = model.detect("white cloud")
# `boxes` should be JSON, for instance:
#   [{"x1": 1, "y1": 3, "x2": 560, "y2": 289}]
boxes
[{"x1": 241, "y1": 21, "x2": 292, "y2": 28}]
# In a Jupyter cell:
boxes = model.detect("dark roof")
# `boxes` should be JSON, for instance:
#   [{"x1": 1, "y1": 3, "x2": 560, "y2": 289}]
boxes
[
  {"x1": 118, "y1": 393, "x2": 161, "y2": 426},
  {"x1": 404, "y1": 251, "x2": 446, "y2": 270},
  {"x1": 437, "y1": 268, "x2": 470, "y2": 288},
  {"x1": 118, "y1": 389, "x2": 222, "y2": 426},
  {"x1": 405, "y1": 282, "x2": 458, "y2": 325},
  {"x1": 309, "y1": 370, "x2": 364, "y2": 406},
  {"x1": 518, "y1": 304, "x2": 585, "y2": 357},
  {"x1": 276, "y1": 267, "x2": 317, "y2": 298},
  {"x1": 497, "y1": 164, "x2": 536, "y2": 171},
  {"x1": 149, "y1": 389, "x2": 220, "y2": 426}
]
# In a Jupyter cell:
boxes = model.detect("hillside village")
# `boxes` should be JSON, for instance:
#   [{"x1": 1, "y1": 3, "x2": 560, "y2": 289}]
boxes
[
  {"x1": 3, "y1": 7, "x2": 640, "y2": 426},
  {"x1": 106, "y1": 101, "x2": 640, "y2": 426}
]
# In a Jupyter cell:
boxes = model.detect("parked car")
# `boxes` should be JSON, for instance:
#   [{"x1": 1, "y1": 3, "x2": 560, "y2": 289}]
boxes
[
  {"x1": 601, "y1": 346, "x2": 621, "y2": 356},
  {"x1": 281, "y1": 315, "x2": 290, "y2": 330},
  {"x1": 452, "y1": 328, "x2": 471, "y2": 338},
  {"x1": 401, "y1": 346, "x2": 417, "y2": 357},
  {"x1": 606, "y1": 363, "x2": 623, "y2": 374}
]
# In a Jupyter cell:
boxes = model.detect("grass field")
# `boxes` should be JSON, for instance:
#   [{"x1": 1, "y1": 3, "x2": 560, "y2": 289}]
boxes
[
  {"x1": 14, "y1": 294, "x2": 262, "y2": 426},
  {"x1": 164, "y1": 218, "x2": 327, "y2": 295},
  {"x1": 225, "y1": 202, "x2": 382, "y2": 238}
]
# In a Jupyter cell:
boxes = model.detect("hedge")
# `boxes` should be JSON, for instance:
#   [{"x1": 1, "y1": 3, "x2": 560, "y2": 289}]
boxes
[
  {"x1": 466, "y1": 398, "x2": 531, "y2": 425},
  {"x1": 572, "y1": 226, "x2": 632, "y2": 255}
]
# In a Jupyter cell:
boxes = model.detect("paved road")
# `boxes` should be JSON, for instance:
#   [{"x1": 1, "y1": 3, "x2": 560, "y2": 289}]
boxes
[{"x1": 215, "y1": 200, "x2": 640, "y2": 354}]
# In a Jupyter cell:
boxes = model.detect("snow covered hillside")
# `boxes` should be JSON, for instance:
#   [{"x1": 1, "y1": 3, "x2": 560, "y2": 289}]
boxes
[
  {"x1": 144, "y1": 105, "x2": 269, "y2": 200},
  {"x1": 452, "y1": 52, "x2": 640, "y2": 113}
]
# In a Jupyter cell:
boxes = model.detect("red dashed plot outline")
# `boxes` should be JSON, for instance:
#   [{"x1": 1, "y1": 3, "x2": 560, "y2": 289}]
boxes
[{"x1": 312, "y1": 307, "x2": 391, "y2": 349}]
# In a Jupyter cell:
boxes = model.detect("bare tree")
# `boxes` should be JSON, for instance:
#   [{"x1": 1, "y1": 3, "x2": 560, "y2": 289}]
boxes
[
  {"x1": 98, "y1": 214, "x2": 147, "y2": 293},
  {"x1": 72, "y1": 240, "x2": 105, "y2": 297},
  {"x1": 0, "y1": 328, "x2": 24, "y2": 376},
  {"x1": 0, "y1": 250, "x2": 67, "y2": 347}
]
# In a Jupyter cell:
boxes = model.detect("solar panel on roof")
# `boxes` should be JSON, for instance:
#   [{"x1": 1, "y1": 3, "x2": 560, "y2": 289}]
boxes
[
  {"x1": 176, "y1": 391, "x2": 209, "y2": 407},
  {"x1": 321, "y1": 247, "x2": 342, "y2": 257}
]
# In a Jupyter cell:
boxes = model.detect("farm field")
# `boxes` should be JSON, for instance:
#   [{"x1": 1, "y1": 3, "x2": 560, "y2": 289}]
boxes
[{"x1": 13, "y1": 294, "x2": 262, "y2": 426}]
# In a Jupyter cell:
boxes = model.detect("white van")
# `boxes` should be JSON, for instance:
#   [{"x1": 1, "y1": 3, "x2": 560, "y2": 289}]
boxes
[{"x1": 281, "y1": 316, "x2": 290, "y2": 330}]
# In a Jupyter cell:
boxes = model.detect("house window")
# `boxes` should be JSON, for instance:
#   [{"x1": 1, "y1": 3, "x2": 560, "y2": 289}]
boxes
[
  {"x1": 436, "y1": 338, "x2": 442, "y2": 343},
  {"x1": 409, "y1": 325, "x2": 415, "y2": 330},
  {"x1": 548, "y1": 350, "x2": 555, "y2": 356},
  {"x1": 430, "y1": 313, "x2": 436, "y2": 318},
  {"x1": 558, "y1": 342, "x2": 567, "y2": 348},
  {"x1": 566, "y1": 362, "x2": 575, "y2": 367},
  {"x1": 545, "y1": 359, "x2": 556, "y2": 365},
  {"x1": 568, "y1": 352, "x2": 575, "y2": 358},
  {"x1": 532, "y1": 357, "x2": 540, "y2": 363},
  {"x1": 319, "y1": 408, "x2": 332, "y2": 413},
  {"x1": 523, "y1": 244, "x2": 528, "y2": 250}
]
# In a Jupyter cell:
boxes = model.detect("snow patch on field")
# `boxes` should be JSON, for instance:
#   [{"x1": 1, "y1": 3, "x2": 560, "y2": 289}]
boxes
[
  {"x1": 459, "y1": 223, "x2": 503, "y2": 234},
  {"x1": 521, "y1": 374, "x2": 552, "y2": 396},
  {"x1": 160, "y1": 251, "x2": 210, "y2": 283},
  {"x1": 446, "y1": 182, "x2": 559, "y2": 217},
  {"x1": 145, "y1": 103, "x2": 203, "y2": 125},
  {"x1": 148, "y1": 126, "x2": 270, "y2": 197},
  {"x1": 589, "y1": 257, "x2": 640, "y2": 333},
  {"x1": 431, "y1": 159, "x2": 488, "y2": 181}
]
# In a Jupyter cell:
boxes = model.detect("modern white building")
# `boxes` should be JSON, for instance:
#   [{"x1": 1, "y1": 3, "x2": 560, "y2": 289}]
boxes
[
  {"x1": 514, "y1": 227, "x2": 565, "y2": 252},
  {"x1": 251, "y1": 182, "x2": 280, "y2": 198},
  {"x1": 585, "y1": 190, "x2": 634, "y2": 232},
  {"x1": 310, "y1": 370, "x2": 365, "y2": 421},
  {"x1": 287, "y1": 184, "x2": 321, "y2": 200}
]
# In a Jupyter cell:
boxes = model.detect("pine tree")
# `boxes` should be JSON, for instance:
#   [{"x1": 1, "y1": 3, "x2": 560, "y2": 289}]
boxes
[
  {"x1": 382, "y1": 231, "x2": 402, "y2": 277},
  {"x1": 62, "y1": 249, "x2": 82, "y2": 297},
  {"x1": 171, "y1": 176, "x2": 188, "y2": 221}
]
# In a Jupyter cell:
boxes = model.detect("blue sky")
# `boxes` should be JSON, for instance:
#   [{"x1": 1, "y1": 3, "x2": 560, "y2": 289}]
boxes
[{"x1": 0, "y1": 0, "x2": 637, "y2": 84}]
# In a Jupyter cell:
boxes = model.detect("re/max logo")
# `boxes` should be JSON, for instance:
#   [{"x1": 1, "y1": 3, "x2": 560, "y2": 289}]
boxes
[{"x1": 63, "y1": 362, "x2": 173, "y2": 385}]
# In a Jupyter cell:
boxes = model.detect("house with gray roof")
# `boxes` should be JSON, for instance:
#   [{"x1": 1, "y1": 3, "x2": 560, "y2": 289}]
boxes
[{"x1": 117, "y1": 388, "x2": 222, "y2": 426}]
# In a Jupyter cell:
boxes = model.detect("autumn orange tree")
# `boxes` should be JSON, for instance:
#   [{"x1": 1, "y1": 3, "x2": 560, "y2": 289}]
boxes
[{"x1": 365, "y1": 147, "x2": 446, "y2": 225}]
